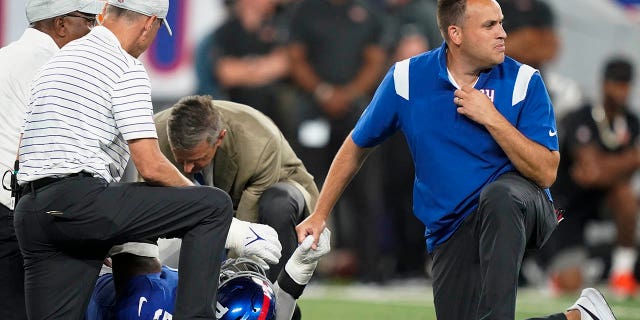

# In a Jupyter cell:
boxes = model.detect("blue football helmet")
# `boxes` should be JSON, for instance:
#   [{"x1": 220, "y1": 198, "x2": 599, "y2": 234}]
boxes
[{"x1": 215, "y1": 258, "x2": 277, "y2": 320}]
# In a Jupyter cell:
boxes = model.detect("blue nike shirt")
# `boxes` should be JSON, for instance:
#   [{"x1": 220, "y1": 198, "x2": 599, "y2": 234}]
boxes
[
  {"x1": 85, "y1": 266, "x2": 179, "y2": 320},
  {"x1": 351, "y1": 42, "x2": 559, "y2": 252}
]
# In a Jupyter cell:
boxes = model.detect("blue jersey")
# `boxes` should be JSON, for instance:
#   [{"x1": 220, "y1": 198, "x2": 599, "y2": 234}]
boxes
[
  {"x1": 351, "y1": 42, "x2": 558, "y2": 252},
  {"x1": 86, "y1": 266, "x2": 179, "y2": 320}
]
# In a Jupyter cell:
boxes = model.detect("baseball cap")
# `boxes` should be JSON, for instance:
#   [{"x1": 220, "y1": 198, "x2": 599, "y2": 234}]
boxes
[
  {"x1": 604, "y1": 57, "x2": 634, "y2": 83},
  {"x1": 26, "y1": 0, "x2": 103, "y2": 24},
  {"x1": 106, "y1": 0, "x2": 172, "y2": 36},
  {"x1": 109, "y1": 241, "x2": 160, "y2": 258},
  {"x1": 500, "y1": 0, "x2": 555, "y2": 34}
]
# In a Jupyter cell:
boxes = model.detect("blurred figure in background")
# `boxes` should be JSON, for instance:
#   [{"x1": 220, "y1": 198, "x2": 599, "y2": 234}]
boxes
[
  {"x1": 501, "y1": 0, "x2": 584, "y2": 120},
  {"x1": 193, "y1": 1, "x2": 234, "y2": 99},
  {"x1": 544, "y1": 57, "x2": 639, "y2": 298},
  {"x1": 500, "y1": 0, "x2": 586, "y2": 288},
  {"x1": 376, "y1": 0, "x2": 441, "y2": 63},
  {"x1": 210, "y1": 0, "x2": 291, "y2": 136},
  {"x1": 193, "y1": 29, "x2": 221, "y2": 97},
  {"x1": 374, "y1": 0, "x2": 440, "y2": 281},
  {"x1": 288, "y1": 0, "x2": 388, "y2": 282}
]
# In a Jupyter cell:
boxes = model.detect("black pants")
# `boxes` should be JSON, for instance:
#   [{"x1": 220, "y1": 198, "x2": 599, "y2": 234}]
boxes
[
  {"x1": 14, "y1": 176, "x2": 233, "y2": 320},
  {"x1": 431, "y1": 172, "x2": 562, "y2": 320},
  {"x1": 258, "y1": 182, "x2": 306, "y2": 281},
  {"x1": 0, "y1": 204, "x2": 27, "y2": 320}
]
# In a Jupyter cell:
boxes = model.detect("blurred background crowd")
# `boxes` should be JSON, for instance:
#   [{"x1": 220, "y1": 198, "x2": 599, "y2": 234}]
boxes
[{"x1": 2, "y1": 0, "x2": 640, "y2": 297}]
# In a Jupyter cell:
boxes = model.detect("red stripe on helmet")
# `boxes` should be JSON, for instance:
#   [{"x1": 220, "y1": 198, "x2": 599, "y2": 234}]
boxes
[{"x1": 258, "y1": 293, "x2": 272, "y2": 320}]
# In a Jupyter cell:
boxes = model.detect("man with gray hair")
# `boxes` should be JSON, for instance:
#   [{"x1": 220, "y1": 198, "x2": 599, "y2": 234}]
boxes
[
  {"x1": 13, "y1": 1, "x2": 234, "y2": 319},
  {"x1": 0, "y1": 1, "x2": 101, "y2": 318},
  {"x1": 154, "y1": 95, "x2": 320, "y2": 284}
]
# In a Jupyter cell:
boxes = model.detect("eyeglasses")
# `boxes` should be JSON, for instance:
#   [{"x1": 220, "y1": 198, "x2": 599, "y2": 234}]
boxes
[{"x1": 62, "y1": 13, "x2": 98, "y2": 27}]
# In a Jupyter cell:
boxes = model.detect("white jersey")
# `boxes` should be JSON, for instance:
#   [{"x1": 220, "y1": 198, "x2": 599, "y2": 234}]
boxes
[
  {"x1": 0, "y1": 28, "x2": 59, "y2": 209},
  {"x1": 18, "y1": 26, "x2": 158, "y2": 184}
]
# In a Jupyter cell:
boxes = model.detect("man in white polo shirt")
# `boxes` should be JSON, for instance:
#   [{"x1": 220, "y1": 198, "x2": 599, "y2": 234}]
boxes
[
  {"x1": 0, "y1": 1, "x2": 101, "y2": 319},
  {"x1": 14, "y1": 1, "x2": 236, "y2": 319}
]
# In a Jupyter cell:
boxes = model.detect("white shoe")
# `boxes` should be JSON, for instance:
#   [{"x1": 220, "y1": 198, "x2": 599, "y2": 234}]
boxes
[{"x1": 568, "y1": 288, "x2": 616, "y2": 320}]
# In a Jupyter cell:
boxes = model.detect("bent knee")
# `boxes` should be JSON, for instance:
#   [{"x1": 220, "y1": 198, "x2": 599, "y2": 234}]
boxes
[
  {"x1": 259, "y1": 183, "x2": 304, "y2": 223},
  {"x1": 480, "y1": 180, "x2": 516, "y2": 204},
  {"x1": 199, "y1": 186, "x2": 233, "y2": 219},
  {"x1": 260, "y1": 183, "x2": 294, "y2": 206}
]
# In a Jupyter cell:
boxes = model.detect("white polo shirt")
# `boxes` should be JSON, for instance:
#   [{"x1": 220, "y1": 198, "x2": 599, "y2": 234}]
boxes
[
  {"x1": 0, "y1": 28, "x2": 59, "y2": 209},
  {"x1": 18, "y1": 26, "x2": 158, "y2": 184}
]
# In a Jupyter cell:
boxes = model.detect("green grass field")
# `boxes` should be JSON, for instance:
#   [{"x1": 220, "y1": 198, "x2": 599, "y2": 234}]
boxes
[{"x1": 297, "y1": 282, "x2": 640, "y2": 319}]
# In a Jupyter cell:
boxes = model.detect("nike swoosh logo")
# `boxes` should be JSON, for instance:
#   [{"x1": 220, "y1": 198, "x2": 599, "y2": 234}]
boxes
[
  {"x1": 138, "y1": 296, "x2": 148, "y2": 317},
  {"x1": 578, "y1": 304, "x2": 600, "y2": 320},
  {"x1": 549, "y1": 130, "x2": 557, "y2": 137},
  {"x1": 244, "y1": 226, "x2": 266, "y2": 246}
]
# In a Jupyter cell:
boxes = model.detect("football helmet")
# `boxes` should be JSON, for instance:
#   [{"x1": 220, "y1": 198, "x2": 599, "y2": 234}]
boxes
[{"x1": 215, "y1": 258, "x2": 277, "y2": 320}]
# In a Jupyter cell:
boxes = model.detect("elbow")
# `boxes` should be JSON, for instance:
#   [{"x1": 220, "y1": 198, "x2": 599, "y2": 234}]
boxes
[
  {"x1": 537, "y1": 151, "x2": 560, "y2": 188},
  {"x1": 136, "y1": 161, "x2": 162, "y2": 183},
  {"x1": 537, "y1": 170, "x2": 557, "y2": 189}
]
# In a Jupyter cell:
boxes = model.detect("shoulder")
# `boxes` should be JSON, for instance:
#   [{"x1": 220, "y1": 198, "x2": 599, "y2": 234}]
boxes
[
  {"x1": 625, "y1": 108, "x2": 640, "y2": 125},
  {"x1": 562, "y1": 105, "x2": 591, "y2": 125},
  {"x1": 398, "y1": 45, "x2": 443, "y2": 76},
  {"x1": 153, "y1": 107, "x2": 173, "y2": 125},
  {"x1": 215, "y1": 17, "x2": 241, "y2": 37},
  {"x1": 499, "y1": 57, "x2": 540, "y2": 81},
  {"x1": 214, "y1": 100, "x2": 280, "y2": 136},
  {"x1": 389, "y1": 48, "x2": 440, "y2": 100},
  {"x1": 120, "y1": 274, "x2": 173, "y2": 303},
  {"x1": 92, "y1": 273, "x2": 116, "y2": 304},
  {"x1": 86, "y1": 27, "x2": 144, "y2": 72}
]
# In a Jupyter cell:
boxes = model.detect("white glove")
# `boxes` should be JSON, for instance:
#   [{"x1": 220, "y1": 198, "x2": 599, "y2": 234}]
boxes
[
  {"x1": 285, "y1": 228, "x2": 331, "y2": 285},
  {"x1": 225, "y1": 218, "x2": 282, "y2": 270}
]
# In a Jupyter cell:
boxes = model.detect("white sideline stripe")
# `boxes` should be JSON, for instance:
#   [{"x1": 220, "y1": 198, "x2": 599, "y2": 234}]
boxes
[
  {"x1": 512, "y1": 64, "x2": 537, "y2": 106},
  {"x1": 394, "y1": 58, "x2": 410, "y2": 100}
]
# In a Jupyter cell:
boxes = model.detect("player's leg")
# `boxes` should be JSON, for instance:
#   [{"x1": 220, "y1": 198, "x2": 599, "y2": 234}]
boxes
[
  {"x1": 258, "y1": 182, "x2": 306, "y2": 281},
  {"x1": 431, "y1": 213, "x2": 481, "y2": 320},
  {"x1": 476, "y1": 172, "x2": 557, "y2": 320}
]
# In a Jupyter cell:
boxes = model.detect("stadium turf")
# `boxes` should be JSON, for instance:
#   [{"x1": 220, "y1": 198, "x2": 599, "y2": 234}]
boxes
[{"x1": 298, "y1": 283, "x2": 640, "y2": 319}]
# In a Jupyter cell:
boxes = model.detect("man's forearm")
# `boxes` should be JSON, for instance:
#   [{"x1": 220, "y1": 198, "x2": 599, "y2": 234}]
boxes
[{"x1": 485, "y1": 114, "x2": 559, "y2": 188}]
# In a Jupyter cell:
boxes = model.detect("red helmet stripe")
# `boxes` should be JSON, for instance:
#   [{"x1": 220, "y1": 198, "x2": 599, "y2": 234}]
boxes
[{"x1": 258, "y1": 293, "x2": 272, "y2": 320}]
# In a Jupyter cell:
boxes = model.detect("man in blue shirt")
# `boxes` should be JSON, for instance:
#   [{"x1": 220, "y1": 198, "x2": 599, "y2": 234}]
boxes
[{"x1": 295, "y1": 0, "x2": 617, "y2": 319}]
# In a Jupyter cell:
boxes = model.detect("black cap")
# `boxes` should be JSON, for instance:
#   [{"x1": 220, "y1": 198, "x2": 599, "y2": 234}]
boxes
[
  {"x1": 604, "y1": 57, "x2": 634, "y2": 82},
  {"x1": 500, "y1": 0, "x2": 555, "y2": 33}
]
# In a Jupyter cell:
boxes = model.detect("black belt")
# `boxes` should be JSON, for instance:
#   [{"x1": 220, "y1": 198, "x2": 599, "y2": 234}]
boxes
[{"x1": 21, "y1": 172, "x2": 94, "y2": 195}]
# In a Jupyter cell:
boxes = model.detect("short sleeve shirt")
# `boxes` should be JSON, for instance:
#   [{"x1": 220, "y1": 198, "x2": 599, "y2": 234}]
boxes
[
  {"x1": 0, "y1": 28, "x2": 59, "y2": 209},
  {"x1": 351, "y1": 43, "x2": 558, "y2": 251},
  {"x1": 18, "y1": 26, "x2": 157, "y2": 184}
]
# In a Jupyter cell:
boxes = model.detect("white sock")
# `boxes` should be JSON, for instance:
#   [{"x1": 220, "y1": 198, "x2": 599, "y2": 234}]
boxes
[{"x1": 610, "y1": 246, "x2": 637, "y2": 275}]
